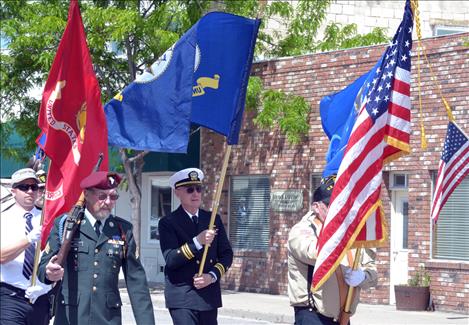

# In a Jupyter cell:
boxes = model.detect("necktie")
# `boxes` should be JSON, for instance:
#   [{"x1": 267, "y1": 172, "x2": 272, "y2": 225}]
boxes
[
  {"x1": 191, "y1": 215, "x2": 198, "y2": 226},
  {"x1": 23, "y1": 213, "x2": 35, "y2": 280},
  {"x1": 95, "y1": 220, "x2": 102, "y2": 237}
]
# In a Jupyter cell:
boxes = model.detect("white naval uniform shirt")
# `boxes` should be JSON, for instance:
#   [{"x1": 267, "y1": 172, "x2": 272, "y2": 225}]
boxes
[{"x1": 0, "y1": 204, "x2": 50, "y2": 291}]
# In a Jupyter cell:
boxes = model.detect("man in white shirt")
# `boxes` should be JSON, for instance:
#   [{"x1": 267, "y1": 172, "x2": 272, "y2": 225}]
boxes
[{"x1": 0, "y1": 168, "x2": 51, "y2": 325}]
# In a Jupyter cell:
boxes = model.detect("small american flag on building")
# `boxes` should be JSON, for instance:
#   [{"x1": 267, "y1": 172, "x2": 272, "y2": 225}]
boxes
[
  {"x1": 312, "y1": 0, "x2": 413, "y2": 291},
  {"x1": 430, "y1": 121, "x2": 469, "y2": 223}
]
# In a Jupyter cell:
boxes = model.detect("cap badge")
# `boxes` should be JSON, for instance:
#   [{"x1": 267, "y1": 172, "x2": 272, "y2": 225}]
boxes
[{"x1": 189, "y1": 171, "x2": 198, "y2": 181}]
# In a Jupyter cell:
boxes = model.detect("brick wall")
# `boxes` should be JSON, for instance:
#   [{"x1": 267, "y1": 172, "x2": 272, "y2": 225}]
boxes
[
  {"x1": 265, "y1": 1, "x2": 469, "y2": 43},
  {"x1": 324, "y1": 1, "x2": 469, "y2": 37},
  {"x1": 200, "y1": 32, "x2": 469, "y2": 312}
]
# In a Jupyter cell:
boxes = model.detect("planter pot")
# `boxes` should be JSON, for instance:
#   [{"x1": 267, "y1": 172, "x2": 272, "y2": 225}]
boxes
[{"x1": 394, "y1": 285, "x2": 430, "y2": 311}]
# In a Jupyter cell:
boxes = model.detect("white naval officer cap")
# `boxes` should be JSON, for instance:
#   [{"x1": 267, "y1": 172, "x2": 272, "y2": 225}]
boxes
[{"x1": 169, "y1": 168, "x2": 204, "y2": 189}]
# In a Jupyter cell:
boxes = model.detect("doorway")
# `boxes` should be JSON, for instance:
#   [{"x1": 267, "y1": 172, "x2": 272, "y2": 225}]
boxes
[
  {"x1": 141, "y1": 174, "x2": 180, "y2": 283},
  {"x1": 390, "y1": 189, "x2": 409, "y2": 304}
]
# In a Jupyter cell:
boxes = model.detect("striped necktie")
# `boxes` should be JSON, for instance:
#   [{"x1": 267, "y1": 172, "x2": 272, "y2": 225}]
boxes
[{"x1": 23, "y1": 213, "x2": 35, "y2": 280}]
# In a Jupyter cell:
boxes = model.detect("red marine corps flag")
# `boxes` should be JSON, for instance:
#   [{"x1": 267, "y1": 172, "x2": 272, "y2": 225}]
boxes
[{"x1": 37, "y1": 0, "x2": 108, "y2": 248}]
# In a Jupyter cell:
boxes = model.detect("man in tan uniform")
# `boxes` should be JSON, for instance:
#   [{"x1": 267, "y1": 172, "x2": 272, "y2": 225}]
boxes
[{"x1": 288, "y1": 177, "x2": 377, "y2": 324}]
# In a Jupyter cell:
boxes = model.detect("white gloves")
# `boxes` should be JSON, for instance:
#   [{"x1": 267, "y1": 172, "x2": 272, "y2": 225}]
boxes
[
  {"x1": 25, "y1": 284, "x2": 49, "y2": 304},
  {"x1": 344, "y1": 267, "x2": 366, "y2": 287},
  {"x1": 27, "y1": 226, "x2": 42, "y2": 244}
]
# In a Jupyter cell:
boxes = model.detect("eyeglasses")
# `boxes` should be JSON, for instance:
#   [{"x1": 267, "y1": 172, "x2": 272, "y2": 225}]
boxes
[
  {"x1": 95, "y1": 192, "x2": 119, "y2": 201},
  {"x1": 14, "y1": 184, "x2": 39, "y2": 192},
  {"x1": 185, "y1": 185, "x2": 202, "y2": 194}
]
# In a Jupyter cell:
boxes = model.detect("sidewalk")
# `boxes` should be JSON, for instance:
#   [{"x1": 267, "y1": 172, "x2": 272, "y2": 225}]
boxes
[{"x1": 120, "y1": 286, "x2": 469, "y2": 325}]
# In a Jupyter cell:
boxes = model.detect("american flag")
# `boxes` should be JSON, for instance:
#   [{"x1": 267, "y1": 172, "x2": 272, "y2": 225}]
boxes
[
  {"x1": 430, "y1": 121, "x2": 469, "y2": 223},
  {"x1": 312, "y1": 0, "x2": 413, "y2": 291}
]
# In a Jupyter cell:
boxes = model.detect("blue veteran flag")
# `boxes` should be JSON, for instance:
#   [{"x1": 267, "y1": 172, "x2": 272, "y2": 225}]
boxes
[
  {"x1": 105, "y1": 25, "x2": 197, "y2": 153},
  {"x1": 191, "y1": 12, "x2": 260, "y2": 145},
  {"x1": 320, "y1": 69, "x2": 375, "y2": 177}
]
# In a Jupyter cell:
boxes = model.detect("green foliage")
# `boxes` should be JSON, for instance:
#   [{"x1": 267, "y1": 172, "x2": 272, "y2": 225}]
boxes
[
  {"x1": 316, "y1": 22, "x2": 389, "y2": 52},
  {"x1": 1, "y1": 0, "x2": 391, "y2": 161},
  {"x1": 408, "y1": 266, "x2": 431, "y2": 287},
  {"x1": 462, "y1": 36, "x2": 469, "y2": 47},
  {"x1": 250, "y1": 86, "x2": 310, "y2": 145},
  {"x1": 245, "y1": 76, "x2": 263, "y2": 109}
]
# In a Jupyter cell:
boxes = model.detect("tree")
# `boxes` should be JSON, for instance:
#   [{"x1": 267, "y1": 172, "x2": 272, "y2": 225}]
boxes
[{"x1": 0, "y1": 0, "x2": 388, "y2": 247}]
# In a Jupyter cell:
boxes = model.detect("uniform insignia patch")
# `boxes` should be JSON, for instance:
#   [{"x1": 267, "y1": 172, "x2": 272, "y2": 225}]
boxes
[
  {"x1": 107, "y1": 239, "x2": 124, "y2": 245},
  {"x1": 189, "y1": 171, "x2": 198, "y2": 181},
  {"x1": 45, "y1": 242, "x2": 50, "y2": 254}
]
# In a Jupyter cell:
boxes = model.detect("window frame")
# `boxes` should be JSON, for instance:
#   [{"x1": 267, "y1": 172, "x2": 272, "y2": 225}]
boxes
[
  {"x1": 430, "y1": 171, "x2": 469, "y2": 261},
  {"x1": 228, "y1": 174, "x2": 271, "y2": 251}
]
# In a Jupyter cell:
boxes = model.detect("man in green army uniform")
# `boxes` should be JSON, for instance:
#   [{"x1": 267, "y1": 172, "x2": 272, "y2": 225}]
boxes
[{"x1": 38, "y1": 171, "x2": 155, "y2": 325}]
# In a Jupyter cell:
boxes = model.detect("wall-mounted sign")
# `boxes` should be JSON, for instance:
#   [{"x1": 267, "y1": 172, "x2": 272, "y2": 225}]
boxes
[{"x1": 271, "y1": 190, "x2": 303, "y2": 212}]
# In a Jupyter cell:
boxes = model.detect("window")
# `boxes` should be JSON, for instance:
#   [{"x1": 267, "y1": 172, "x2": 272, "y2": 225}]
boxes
[
  {"x1": 434, "y1": 26, "x2": 469, "y2": 37},
  {"x1": 402, "y1": 201, "x2": 409, "y2": 249},
  {"x1": 149, "y1": 177, "x2": 173, "y2": 242},
  {"x1": 229, "y1": 176, "x2": 270, "y2": 250},
  {"x1": 310, "y1": 173, "x2": 322, "y2": 205},
  {"x1": 390, "y1": 173, "x2": 408, "y2": 189},
  {"x1": 432, "y1": 174, "x2": 469, "y2": 261}
]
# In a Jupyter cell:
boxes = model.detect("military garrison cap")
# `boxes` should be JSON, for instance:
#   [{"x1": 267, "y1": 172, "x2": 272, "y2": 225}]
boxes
[
  {"x1": 169, "y1": 168, "x2": 204, "y2": 189},
  {"x1": 80, "y1": 171, "x2": 122, "y2": 190},
  {"x1": 313, "y1": 174, "x2": 336, "y2": 205}
]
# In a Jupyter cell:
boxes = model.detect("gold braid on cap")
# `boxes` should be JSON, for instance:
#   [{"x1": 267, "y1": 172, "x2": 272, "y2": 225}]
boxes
[{"x1": 321, "y1": 174, "x2": 336, "y2": 191}]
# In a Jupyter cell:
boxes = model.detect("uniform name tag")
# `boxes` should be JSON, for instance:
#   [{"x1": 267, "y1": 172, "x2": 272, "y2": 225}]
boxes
[
  {"x1": 71, "y1": 240, "x2": 84, "y2": 247},
  {"x1": 107, "y1": 239, "x2": 124, "y2": 245}
]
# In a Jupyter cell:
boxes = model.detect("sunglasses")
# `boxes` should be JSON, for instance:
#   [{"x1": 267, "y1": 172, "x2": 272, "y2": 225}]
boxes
[
  {"x1": 95, "y1": 192, "x2": 119, "y2": 201},
  {"x1": 14, "y1": 184, "x2": 39, "y2": 192},
  {"x1": 185, "y1": 185, "x2": 202, "y2": 194}
]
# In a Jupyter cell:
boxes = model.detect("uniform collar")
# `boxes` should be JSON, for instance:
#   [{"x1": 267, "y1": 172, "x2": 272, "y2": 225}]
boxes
[
  {"x1": 183, "y1": 208, "x2": 199, "y2": 219},
  {"x1": 10, "y1": 203, "x2": 40, "y2": 217},
  {"x1": 84, "y1": 208, "x2": 109, "y2": 227}
]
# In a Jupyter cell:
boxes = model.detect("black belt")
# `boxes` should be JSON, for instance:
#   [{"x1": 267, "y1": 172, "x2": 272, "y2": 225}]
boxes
[
  {"x1": 293, "y1": 306, "x2": 338, "y2": 323},
  {"x1": 294, "y1": 305, "x2": 316, "y2": 312},
  {"x1": 0, "y1": 282, "x2": 28, "y2": 300}
]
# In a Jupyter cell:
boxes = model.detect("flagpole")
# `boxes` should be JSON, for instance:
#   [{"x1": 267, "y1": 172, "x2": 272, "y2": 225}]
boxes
[
  {"x1": 340, "y1": 247, "x2": 362, "y2": 325},
  {"x1": 30, "y1": 156, "x2": 49, "y2": 287},
  {"x1": 198, "y1": 144, "x2": 232, "y2": 276},
  {"x1": 30, "y1": 208, "x2": 46, "y2": 287}
]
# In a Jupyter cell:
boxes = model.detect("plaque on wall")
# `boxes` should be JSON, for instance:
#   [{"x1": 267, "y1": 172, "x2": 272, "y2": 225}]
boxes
[{"x1": 270, "y1": 190, "x2": 303, "y2": 212}]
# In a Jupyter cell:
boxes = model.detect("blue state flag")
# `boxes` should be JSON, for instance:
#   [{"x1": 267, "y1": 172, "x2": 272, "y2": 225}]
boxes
[
  {"x1": 105, "y1": 12, "x2": 259, "y2": 152},
  {"x1": 320, "y1": 69, "x2": 376, "y2": 177},
  {"x1": 105, "y1": 25, "x2": 197, "y2": 153},
  {"x1": 191, "y1": 12, "x2": 260, "y2": 145}
]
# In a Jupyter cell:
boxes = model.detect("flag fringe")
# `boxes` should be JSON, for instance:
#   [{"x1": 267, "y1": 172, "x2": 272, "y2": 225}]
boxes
[
  {"x1": 352, "y1": 202, "x2": 388, "y2": 248},
  {"x1": 312, "y1": 201, "x2": 380, "y2": 292}
]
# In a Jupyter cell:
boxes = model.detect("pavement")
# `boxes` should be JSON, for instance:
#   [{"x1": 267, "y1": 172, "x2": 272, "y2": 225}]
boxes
[{"x1": 120, "y1": 285, "x2": 469, "y2": 325}]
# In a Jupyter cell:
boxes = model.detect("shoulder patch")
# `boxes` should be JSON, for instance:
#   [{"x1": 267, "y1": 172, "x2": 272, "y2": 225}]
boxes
[{"x1": 44, "y1": 242, "x2": 50, "y2": 254}]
